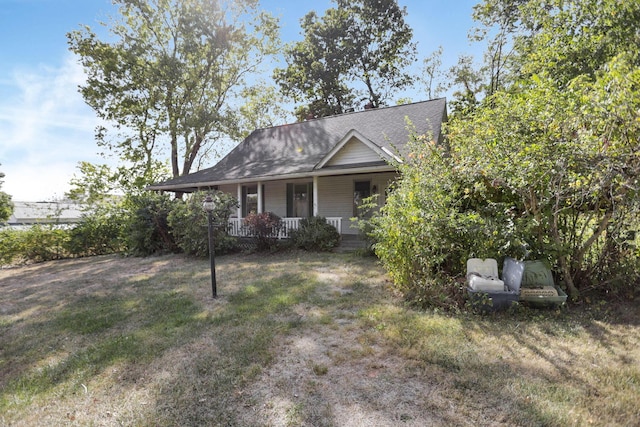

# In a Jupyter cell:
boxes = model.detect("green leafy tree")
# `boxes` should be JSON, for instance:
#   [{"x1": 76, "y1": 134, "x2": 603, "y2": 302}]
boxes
[
  {"x1": 0, "y1": 166, "x2": 13, "y2": 223},
  {"x1": 420, "y1": 46, "x2": 444, "y2": 100},
  {"x1": 68, "y1": 0, "x2": 280, "y2": 194},
  {"x1": 445, "y1": 55, "x2": 484, "y2": 116},
  {"x1": 515, "y1": 0, "x2": 640, "y2": 84},
  {"x1": 377, "y1": 0, "x2": 640, "y2": 306},
  {"x1": 458, "y1": 0, "x2": 640, "y2": 297},
  {"x1": 235, "y1": 81, "x2": 291, "y2": 138},
  {"x1": 275, "y1": 0, "x2": 416, "y2": 119},
  {"x1": 335, "y1": 0, "x2": 416, "y2": 108},
  {"x1": 168, "y1": 191, "x2": 238, "y2": 256},
  {"x1": 275, "y1": 10, "x2": 356, "y2": 120},
  {"x1": 448, "y1": 53, "x2": 640, "y2": 299},
  {"x1": 470, "y1": 0, "x2": 527, "y2": 95}
]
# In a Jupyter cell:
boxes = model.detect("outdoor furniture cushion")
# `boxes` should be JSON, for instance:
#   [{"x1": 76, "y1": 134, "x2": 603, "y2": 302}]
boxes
[
  {"x1": 502, "y1": 257, "x2": 525, "y2": 293},
  {"x1": 521, "y1": 260, "x2": 555, "y2": 288},
  {"x1": 466, "y1": 258, "x2": 505, "y2": 292}
]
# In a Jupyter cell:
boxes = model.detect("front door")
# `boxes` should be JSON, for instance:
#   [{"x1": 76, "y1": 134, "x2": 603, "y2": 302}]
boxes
[{"x1": 353, "y1": 180, "x2": 371, "y2": 217}]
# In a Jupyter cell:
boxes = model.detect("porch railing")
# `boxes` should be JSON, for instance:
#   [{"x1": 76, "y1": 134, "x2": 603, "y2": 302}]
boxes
[{"x1": 228, "y1": 217, "x2": 342, "y2": 239}]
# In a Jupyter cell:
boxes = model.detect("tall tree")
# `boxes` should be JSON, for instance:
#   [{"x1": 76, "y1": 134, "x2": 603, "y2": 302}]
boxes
[
  {"x1": 420, "y1": 46, "x2": 444, "y2": 100},
  {"x1": 336, "y1": 0, "x2": 417, "y2": 108},
  {"x1": 68, "y1": 0, "x2": 279, "y2": 193},
  {"x1": 0, "y1": 166, "x2": 13, "y2": 222},
  {"x1": 274, "y1": 10, "x2": 354, "y2": 121},
  {"x1": 470, "y1": 0, "x2": 527, "y2": 95},
  {"x1": 515, "y1": 0, "x2": 640, "y2": 84},
  {"x1": 275, "y1": 0, "x2": 416, "y2": 120}
]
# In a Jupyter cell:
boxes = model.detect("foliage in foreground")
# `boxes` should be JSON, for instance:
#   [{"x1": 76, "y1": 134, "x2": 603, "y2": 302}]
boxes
[
  {"x1": 374, "y1": 60, "x2": 640, "y2": 308},
  {"x1": 0, "y1": 191, "x2": 243, "y2": 265},
  {"x1": 0, "y1": 202, "x2": 128, "y2": 265},
  {"x1": 373, "y1": 0, "x2": 640, "y2": 309}
]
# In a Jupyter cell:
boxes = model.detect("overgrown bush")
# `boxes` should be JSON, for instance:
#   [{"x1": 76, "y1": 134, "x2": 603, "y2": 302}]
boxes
[
  {"x1": 0, "y1": 204, "x2": 126, "y2": 265},
  {"x1": 67, "y1": 204, "x2": 127, "y2": 257},
  {"x1": 0, "y1": 228, "x2": 22, "y2": 265},
  {"x1": 373, "y1": 134, "x2": 494, "y2": 310},
  {"x1": 125, "y1": 192, "x2": 178, "y2": 256},
  {"x1": 168, "y1": 191, "x2": 238, "y2": 256},
  {"x1": 376, "y1": 58, "x2": 640, "y2": 309},
  {"x1": 0, "y1": 225, "x2": 71, "y2": 265},
  {"x1": 25, "y1": 226, "x2": 71, "y2": 262},
  {"x1": 244, "y1": 211, "x2": 282, "y2": 251},
  {"x1": 291, "y1": 216, "x2": 340, "y2": 251},
  {"x1": 350, "y1": 194, "x2": 381, "y2": 254}
]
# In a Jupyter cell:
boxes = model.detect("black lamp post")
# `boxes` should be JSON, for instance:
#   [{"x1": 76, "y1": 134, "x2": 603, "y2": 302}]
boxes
[{"x1": 203, "y1": 195, "x2": 217, "y2": 298}]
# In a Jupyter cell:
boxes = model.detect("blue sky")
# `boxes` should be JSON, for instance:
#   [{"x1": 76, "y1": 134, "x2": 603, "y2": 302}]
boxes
[{"x1": 0, "y1": 0, "x2": 482, "y2": 201}]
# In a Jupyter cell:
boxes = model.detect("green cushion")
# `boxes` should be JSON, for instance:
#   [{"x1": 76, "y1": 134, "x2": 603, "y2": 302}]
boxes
[{"x1": 521, "y1": 260, "x2": 555, "y2": 288}]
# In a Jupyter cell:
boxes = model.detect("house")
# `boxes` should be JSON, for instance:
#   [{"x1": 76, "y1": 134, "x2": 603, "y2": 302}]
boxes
[
  {"x1": 4, "y1": 201, "x2": 85, "y2": 229},
  {"x1": 148, "y1": 98, "x2": 447, "y2": 236}
]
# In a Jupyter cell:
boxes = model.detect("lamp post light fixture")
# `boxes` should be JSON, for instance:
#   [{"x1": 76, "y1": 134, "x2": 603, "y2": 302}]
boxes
[{"x1": 203, "y1": 195, "x2": 217, "y2": 298}]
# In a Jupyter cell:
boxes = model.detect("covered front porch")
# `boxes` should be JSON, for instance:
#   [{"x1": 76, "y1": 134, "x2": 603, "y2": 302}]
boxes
[{"x1": 213, "y1": 171, "x2": 396, "y2": 236}]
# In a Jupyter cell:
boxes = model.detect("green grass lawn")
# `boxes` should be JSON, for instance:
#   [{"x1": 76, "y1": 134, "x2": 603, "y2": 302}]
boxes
[{"x1": 1, "y1": 252, "x2": 639, "y2": 426}]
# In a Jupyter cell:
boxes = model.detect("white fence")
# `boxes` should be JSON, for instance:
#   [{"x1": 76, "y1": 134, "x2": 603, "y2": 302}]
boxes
[{"x1": 227, "y1": 217, "x2": 342, "y2": 239}]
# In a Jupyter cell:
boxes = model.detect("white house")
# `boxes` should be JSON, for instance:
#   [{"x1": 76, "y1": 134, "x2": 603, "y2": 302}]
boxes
[{"x1": 148, "y1": 99, "x2": 447, "y2": 236}]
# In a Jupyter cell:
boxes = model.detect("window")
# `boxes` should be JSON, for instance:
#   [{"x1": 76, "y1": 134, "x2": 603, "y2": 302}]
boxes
[
  {"x1": 242, "y1": 185, "x2": 263, "y2": 217},
  {"x1": 353, "y1": 180, "x2": 371, "y2": 217},
  {"x1": 287, "y1": 183, "x2": 313, "y2": 217}
]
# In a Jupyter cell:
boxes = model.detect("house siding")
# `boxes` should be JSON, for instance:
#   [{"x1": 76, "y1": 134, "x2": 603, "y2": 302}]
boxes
[
  {"x1": 326, "y1": 137, "x2": 382, "y2": 167},
  {"x1": 317, "y1": 172, "x2": 397, "y2": 234},
  {"x1": 217, "y1": 184, "x2": 236, "y2": 194}
]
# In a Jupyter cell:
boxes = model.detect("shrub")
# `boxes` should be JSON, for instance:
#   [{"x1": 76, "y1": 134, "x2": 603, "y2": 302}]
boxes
[
  {"x1": 67, "y1": 205, "x2": 127, "y2": 257},
  {"x1": 373, "y1": 133, "x2": 500, "y2": 310},
  {"x1": 244, "y1": 212, "x2": 283, "y2": 251},
  {"x1": 291, "y1": 216, "x2": 340, "y2": 251},
  {"x1": 350, "y1": 194, "x2": 381, "y2": 254},
  {"x1": 168, "y1": 191, "x2": 239, "y2": 257},
  {"x1": 0, "y1": 204, "x2": 126, "y2": 266},
  {"x1": 125, "y1": 192, "x2": 178, "y2": 256},
  {"x1": 0, "y1": 228, "x2": 26, "y2": 265},
  {"x1": 0, "y1": 225, "x2": 71, "y2": 265}
]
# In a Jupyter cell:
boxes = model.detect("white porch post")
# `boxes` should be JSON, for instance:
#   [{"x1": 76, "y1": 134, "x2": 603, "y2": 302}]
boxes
[
  {"x1": 313, "y1": 175, "x2": 319, "y2": 216},
  {"x1": 257, "y1": 181, "x2": 263, "y2": 213},
  {"x1": 236, "y1": 184, "x2": 242, "y2": 218}
]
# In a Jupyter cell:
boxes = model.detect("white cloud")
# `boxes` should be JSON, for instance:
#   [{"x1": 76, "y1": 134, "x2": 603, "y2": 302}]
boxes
[{"x1": 0, "y1": 54, "x2": 107, "y2": 201}]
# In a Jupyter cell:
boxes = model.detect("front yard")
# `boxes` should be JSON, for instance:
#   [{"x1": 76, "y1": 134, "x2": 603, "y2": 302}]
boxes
[{"x1": 1, "y1": 252, "x2": 639, "y2": 426}]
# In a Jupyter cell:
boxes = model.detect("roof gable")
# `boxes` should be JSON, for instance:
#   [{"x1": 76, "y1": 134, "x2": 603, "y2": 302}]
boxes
[{"x1": 316, "y1": 129, "x2": 394, "y2": 169}]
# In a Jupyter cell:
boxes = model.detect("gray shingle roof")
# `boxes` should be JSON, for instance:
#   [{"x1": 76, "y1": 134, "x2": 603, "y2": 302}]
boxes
[{"x1": 149, "y1": 98, "x2": 446, "y2": 191}]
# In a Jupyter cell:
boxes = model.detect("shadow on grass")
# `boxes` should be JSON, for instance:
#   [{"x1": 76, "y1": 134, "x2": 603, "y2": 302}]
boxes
[
  {"x1": 2, "y1": 252, "x2": 637, "y2": 426},
  {"x1": 1, "y1": 289, "x2": 203, "y2": 404},
  {"x1": 150, "y1": 269, "x2": 327, "y2": 425},
  {"x1": 0, "y1": 251, "x2": 337, "y2": 425},
  {"x1": 365, "y1": 303, "x2": 640, "y2": 426}
]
